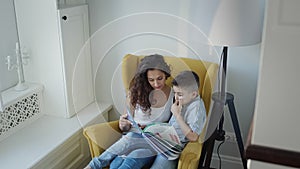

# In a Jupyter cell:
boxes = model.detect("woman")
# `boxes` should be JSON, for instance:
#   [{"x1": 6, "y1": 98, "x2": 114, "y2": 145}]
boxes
[
  {"x1": 119, "y1": 54, "x2": 172, "y2": 131},
  {"x1": 85, "y1": 54, "x2": 173, "y2": 169}
]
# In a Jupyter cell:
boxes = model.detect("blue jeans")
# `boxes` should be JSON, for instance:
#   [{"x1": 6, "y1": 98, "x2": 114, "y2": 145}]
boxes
[
  {"x1": 110, "y1": 149, "x2": 155, "y2": 169},
  {"x1": 110, "y1": 152, "x2": 177, "y2": 169},
  {"x1": 150, "y1": 154, "x2": 178, "y2": 169},
  {"x1": 88, "y1": 132, "x2": 156, "y2": 169}
]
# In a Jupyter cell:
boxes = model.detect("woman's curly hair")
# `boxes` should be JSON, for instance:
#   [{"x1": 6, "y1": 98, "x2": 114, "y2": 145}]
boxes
[{"x1": 129, "y1": 54, "x2": 171, "y2": 112}]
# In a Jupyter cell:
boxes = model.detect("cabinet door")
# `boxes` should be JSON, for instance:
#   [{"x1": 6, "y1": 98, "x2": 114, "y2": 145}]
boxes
[{"x1": 58, "y1": 5, "x2": 94, "y2": 117}]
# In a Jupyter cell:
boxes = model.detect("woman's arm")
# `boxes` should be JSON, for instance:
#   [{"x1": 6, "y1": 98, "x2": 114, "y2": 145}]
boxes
[
  {"x1": 119, "y1": 92, "x2": 133, "y2": 132},
  {"x1": 119, "y1": 113, "x2": 132, "y2": 132}
]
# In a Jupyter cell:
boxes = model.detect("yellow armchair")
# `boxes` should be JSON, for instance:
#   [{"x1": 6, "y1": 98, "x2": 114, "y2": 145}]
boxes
[{"x1": 83, "y1": 54, "x2": 218, "y2": 169}]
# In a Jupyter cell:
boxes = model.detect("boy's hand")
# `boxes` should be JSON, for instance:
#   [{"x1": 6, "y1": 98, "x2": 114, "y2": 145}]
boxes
[
  {"x1": 119, "y1": 114, "x2": 132, "y2": 131},
  {"x1": 171, "y1": 100, "x2": 182, "y2": 118}
]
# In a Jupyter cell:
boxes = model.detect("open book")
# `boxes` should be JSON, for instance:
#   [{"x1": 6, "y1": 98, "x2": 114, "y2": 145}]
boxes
[{"x1": 126, "y1": 106, "x2": 184, "y2": 160}]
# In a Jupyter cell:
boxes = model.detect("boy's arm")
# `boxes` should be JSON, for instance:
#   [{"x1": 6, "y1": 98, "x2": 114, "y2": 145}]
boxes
[{"x1": 171, "y1": 100, "x2": 199, "y2": 142}]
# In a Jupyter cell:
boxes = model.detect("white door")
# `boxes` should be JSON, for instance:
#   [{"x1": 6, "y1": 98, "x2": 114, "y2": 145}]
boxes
[{"x1": 58, "y1": 5, "x2": 94, "y2": 117}]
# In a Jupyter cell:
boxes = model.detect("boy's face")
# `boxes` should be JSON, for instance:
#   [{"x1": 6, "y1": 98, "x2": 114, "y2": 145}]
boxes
[{"x1": 173, "y1": 86, "x2": 197, "y2": 105}]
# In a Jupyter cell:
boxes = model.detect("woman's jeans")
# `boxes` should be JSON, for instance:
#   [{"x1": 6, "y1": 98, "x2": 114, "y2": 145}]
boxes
[
  {"x1": 110, "y1": 149, "x2": 155, "y2": 169},
  {"x1": 150, "y1": 154, "x2": 178, "y2": 169},
  {"x1": 110, "y1": 152, "x2": 178, "y2": 169},
  {"x1": 88, "y1": 132, "x2": 156, "y2": 169}
]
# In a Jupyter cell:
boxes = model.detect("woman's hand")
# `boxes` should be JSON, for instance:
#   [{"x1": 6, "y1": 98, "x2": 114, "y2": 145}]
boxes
[{"x1": 119, "y1": 114, "x2": 132, "y2": 131}]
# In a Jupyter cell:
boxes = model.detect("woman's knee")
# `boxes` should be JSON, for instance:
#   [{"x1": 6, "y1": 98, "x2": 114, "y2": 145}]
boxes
[
  {"x1": 128, "y1": 148, "x2": 156, "y2": 158},
  {"x1": 110, "y1": 156, "x2": 124, "y2": 169},
  {"x1": 150, "y1": 154, "x2": 178, "y2": 169},
  {"x1": 118, "y1": 149, "x2": 156, "y2": 169}
]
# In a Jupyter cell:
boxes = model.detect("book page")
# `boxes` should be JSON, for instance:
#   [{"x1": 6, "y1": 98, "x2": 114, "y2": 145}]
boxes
[{"x1": 144, "y1": 123, "x2": 181, "y2": 145}]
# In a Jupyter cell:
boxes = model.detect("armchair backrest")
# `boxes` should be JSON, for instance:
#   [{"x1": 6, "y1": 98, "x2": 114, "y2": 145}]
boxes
[{"x1": 121, "y1": 54, "x2": 218, "y2": 114}]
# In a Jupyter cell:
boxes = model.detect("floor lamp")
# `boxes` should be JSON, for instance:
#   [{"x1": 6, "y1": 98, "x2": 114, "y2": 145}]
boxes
[{"x1": 199, "y1": 0, "x2": 263, "y2": 169}]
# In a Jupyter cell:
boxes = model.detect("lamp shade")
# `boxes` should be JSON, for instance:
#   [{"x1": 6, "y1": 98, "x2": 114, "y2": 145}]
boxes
[{"x1": 208, "y1": 0, "x2": 264, "y2": 46}]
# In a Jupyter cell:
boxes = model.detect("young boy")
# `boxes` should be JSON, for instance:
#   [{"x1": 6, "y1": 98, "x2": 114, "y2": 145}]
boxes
[{"x1": 149, "y1": 70, "x2": 207, "y2": 169}]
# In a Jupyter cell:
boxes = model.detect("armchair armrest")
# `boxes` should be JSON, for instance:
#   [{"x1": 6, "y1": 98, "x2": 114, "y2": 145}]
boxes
[
  {"x1": 178, "y1": 141, "x2": 203, "y2": 169},
  {"x1": 83, "y1": 120, "x2": 122, "y2": 158},
  {"x1": 177, "y1": 125, "x2": 206, "y2": 169}
]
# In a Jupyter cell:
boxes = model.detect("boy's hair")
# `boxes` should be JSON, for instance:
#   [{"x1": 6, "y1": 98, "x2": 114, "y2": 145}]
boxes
[{"x1": 172, "y1": 71, "x2": 200, "y2": 92}]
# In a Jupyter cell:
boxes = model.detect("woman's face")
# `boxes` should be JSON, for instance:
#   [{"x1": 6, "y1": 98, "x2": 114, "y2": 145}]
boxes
[{"x1": 147, "y1": 69, "x2": 167, "y2": 90}]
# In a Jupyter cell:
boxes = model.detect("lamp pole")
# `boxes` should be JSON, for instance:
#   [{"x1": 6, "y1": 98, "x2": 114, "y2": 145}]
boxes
[
  {"x1": 215, "y1": 46, "x2": 247, "y2": 169},
  {"x1": 199, "y1": 47, "x2": 247, "y2": 169}
]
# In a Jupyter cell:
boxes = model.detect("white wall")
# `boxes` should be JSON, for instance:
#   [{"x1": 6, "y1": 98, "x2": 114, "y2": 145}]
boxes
[
  {"x1": 253, "y1": 0, "x2": 300, "y2": 151},
  {"x1": 87, "y1": 0, "x2": 263, "y2": 167},
  {"x1": 250, "y1": 0, "x2": 300, "y2": 168}
]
